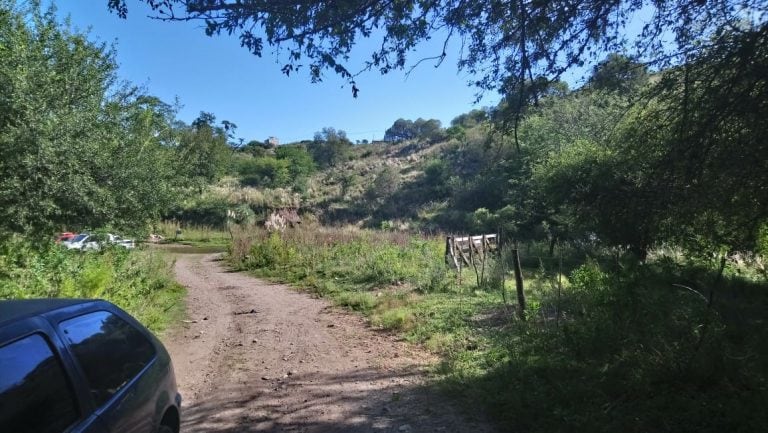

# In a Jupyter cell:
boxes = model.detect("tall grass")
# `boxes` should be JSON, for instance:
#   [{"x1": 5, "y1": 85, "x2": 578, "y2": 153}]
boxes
[
  {"x1": 155, "y1": 220, "x2": 230, "y2": 247},
  {"x1": 0, "y1": 238, "x2": 185, "y2": 333},
  {"x1": 230, "y1": 226, "x2": 450, "y2": 294}
]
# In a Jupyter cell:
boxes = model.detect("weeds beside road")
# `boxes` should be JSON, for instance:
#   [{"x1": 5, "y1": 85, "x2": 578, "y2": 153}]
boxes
[{"x1": 0, "y1": 238, "x2": 184, "y2": 333}]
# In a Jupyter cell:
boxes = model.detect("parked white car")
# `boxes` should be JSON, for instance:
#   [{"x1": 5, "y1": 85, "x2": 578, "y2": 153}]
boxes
[
  {"x1": 62, "y1": 233, "x2": 135, "y2": 251},
  {"x1": 106, "y1": 234, "x2": 136, "y2": 249}
]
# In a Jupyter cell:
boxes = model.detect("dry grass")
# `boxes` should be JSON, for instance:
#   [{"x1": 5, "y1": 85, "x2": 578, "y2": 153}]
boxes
[{"x1": 208, "y1": 185, "x2": 302, "y2": 209}]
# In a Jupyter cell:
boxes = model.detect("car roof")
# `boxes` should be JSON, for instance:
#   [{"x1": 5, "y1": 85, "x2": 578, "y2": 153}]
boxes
[{"x1": 0, "y1": 299, "x2": 97, "y2": 327}]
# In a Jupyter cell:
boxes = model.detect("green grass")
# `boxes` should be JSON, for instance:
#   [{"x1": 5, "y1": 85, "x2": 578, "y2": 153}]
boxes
[
  {"x1": 0, "y1": 238, "x2": 186, "y2": 333},
  {"x1": 154, "y1": 220, "x2": 231, "y2": 248}
]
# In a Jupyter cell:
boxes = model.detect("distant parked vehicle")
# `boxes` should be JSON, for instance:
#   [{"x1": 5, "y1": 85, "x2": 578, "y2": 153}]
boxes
[
  {"x1": 106, "y1": 233, "x2": 136, "y2": 249},
  {"x1": 55, "y1": 232, "x2": 77, "y2": 243},
  {"x1": 62, "y1": 234, "x2": 98, "y2": 251},
  {"x1": 62, "y1": 233, "x2": 135, "y2": 251}
]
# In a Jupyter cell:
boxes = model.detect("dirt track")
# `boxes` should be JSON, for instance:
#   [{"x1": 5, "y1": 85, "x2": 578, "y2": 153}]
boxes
[{"x1": 163, "y1": 253, "x2": 495, "y2": 433}]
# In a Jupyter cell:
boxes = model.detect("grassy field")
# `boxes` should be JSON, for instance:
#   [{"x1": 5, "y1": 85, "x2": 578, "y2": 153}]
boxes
[
  {"x1": 153, "y1": 221, "x2": 230, "y2": 251},
  {"x1": 229, "y1": 226, "x2": 768, "y2": 433}
]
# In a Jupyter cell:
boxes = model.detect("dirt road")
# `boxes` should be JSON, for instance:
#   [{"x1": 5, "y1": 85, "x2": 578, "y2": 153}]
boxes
[{"x1": 163, "y1": 253, "x2": 495, "y2": 433}]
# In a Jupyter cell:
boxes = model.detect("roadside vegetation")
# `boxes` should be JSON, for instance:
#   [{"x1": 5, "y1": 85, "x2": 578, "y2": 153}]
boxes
[
  {"x1": 230, "y1": 226, "x2": 768, "y2": 432},
  {"x1": 0, "y1": 237, "x2": 183, "y2": 332}
]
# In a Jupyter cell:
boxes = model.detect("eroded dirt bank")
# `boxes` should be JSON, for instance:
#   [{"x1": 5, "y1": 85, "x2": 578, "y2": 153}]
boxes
[{"x1": 163, "y1": 253, "x2": 495, "y2": 433}]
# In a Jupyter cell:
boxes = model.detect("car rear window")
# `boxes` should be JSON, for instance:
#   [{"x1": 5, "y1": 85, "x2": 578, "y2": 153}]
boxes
[
  {"x1": 60, "y1": 311, "x2": 156, "y2": 406},
  {"x1": 0, "y1": 333, "x2": 80, "y2": 433}
]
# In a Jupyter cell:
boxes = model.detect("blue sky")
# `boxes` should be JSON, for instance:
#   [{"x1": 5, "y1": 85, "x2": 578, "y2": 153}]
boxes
[{"x1": 53, "y1": 1, "x2": 500, "y2": 144}]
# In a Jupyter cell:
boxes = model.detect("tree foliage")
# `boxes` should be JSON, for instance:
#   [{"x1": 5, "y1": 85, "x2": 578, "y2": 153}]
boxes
[
  {"x1": 450, "y1": 109, "x2": 488, "y2": 128},
  {"x1": 109, "y1": 0, "x2": 766, "y2": 101},
  {"x1": 383, "y1": 118, "x2": 444, "y2": 143},
  {"x1": 274, "y1": 144, "x2": 316, "y2": 179},
  {"x1": 0, "y1": 1, "x2": 182, "y2": 236},
  {"x1": 587, "y1": 53, "x2": 649, "y2": 93},
  {"x1": 237, "y1": 157, "x2": 291, "y2": 189},
  {"x1": 235, "y1": 145, "x2": 314, "y2": 189},
  {"x1": 530, "y1": 27, "x2": 768, "y2": 255},
  {"x1": 308, "y1": 127, "x2": 352, "y2": 168},
  {"x1": 176, "y1": 111, "x2": 232, "y2": 188}
]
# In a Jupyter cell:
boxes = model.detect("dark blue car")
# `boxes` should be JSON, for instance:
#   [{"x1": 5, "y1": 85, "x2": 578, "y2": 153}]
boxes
[{"x1": 0, "y1": 299, "x2": 181, "y2": 433}]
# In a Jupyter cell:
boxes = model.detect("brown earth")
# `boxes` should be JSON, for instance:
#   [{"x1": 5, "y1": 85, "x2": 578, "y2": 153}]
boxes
[{"x1": 163, "y1": 253, "x2": 497, "y2": 433}]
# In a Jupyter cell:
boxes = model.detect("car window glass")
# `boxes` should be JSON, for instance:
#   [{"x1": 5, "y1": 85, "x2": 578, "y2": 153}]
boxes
[
  {"x1": 0, "y1": 333, "x2": 80, "y2": 433},
  {"x1": 60, "y1": 311, "x2": 156, "y2": 406}
]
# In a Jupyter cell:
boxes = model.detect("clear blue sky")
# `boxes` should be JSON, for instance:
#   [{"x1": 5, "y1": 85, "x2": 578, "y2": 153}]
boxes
[{"x1": 53, "y1": 1, "x2": 499, "y2": 144}]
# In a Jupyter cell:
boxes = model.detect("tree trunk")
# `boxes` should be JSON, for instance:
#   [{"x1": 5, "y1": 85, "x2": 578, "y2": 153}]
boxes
[{"x1": 512, "y1": 241, "x2": 526, "y2": 320}]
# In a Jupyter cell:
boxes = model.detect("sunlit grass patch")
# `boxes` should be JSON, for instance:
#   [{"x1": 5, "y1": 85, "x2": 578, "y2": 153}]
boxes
[
  {"x1": 334, "y1": 291, "x2": 378, "y2": 312},
  {"x1": 371, "y1": 307, "x2": 415, "y2": 331}
]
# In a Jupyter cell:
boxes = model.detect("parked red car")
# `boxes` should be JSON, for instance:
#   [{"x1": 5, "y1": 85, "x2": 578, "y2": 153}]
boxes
[{"x1": 55, "y1": 232, "x2": 77, "y2": 244}]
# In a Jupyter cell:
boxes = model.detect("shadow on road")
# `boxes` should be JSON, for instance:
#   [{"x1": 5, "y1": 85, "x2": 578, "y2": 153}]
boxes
[{"x1": 182, "y1": 366, "x2": 489, "y2": 433}]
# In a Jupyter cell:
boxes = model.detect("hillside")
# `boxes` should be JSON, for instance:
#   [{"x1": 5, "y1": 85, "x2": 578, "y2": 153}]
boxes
[{"x1": 195, "y1": 128, "x2": 476, "y2": 232}]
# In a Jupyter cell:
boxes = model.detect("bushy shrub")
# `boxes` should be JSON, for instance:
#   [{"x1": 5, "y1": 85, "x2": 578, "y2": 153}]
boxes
[
  {"x1": 237, "y1": 157, "x2": 291, "y2": 188},
  {"x1": 244, "y1": 232, "x2": 296, "y2": 269},
  {"x1": 274, "y1": 145, "x2": 316, "y2": 178}
]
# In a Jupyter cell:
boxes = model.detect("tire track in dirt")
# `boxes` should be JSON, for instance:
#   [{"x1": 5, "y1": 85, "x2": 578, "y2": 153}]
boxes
[{"x1": 163, "y1": 253, "x2": 496, "y2": 433}]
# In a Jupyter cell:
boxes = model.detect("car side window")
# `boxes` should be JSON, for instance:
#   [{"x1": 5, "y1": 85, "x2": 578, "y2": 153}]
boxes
[
  {"x1": 0, "y1": 333, "x2": 80, "y2": 433},
  {"x1": 59, "y1": 311, "x2": 156, "y2": 406}
]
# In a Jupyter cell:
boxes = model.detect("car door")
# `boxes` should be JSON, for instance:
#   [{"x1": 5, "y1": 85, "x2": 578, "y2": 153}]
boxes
[
  {"x1": 0, "y1": 323, "x2": 109, "y2": 433},
  {"x1": 58, "y1": 311, "x2": 159, "y2": 433}
]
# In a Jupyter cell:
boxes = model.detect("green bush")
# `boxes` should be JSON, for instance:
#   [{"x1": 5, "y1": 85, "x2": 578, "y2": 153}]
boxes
[
  {"x1": 275, "y1": 145, "x2": 316, "y2": 178},
  {"x1": 237, "y1": 157, "x2": 292, "y2": 188},
  {"x1": 244, "y1": 232, "x2": 296, "y2": 269}
]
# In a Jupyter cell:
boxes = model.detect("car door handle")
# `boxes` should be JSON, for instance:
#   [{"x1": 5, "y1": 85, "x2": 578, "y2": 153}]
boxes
[{"x1": 114, "y1": 390, "x2": 135, "y2": 412}]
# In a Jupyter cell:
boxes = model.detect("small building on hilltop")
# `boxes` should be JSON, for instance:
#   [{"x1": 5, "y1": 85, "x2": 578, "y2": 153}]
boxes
[{"x1": 264, "y1": 136, "x2": 279, "y2": 148}]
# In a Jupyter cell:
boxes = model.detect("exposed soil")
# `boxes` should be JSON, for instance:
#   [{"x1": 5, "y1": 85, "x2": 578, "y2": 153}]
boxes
[{"x1": 163, "y1": 253, "x2": 496, "y2": 433}]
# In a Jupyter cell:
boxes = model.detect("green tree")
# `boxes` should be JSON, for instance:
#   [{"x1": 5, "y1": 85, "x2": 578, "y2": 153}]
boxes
[
  {"x1": 384, "y1": 118, "x2": 416, "y2": 142},
  {"x1": 0, "y1": 1, "x2": 181, "y2": 236},
  {"x1": 531, "y1": 26, "x2": 768, "y2": 257},
  {"x1": 618, "y1": 27, "x2": 768, "y2": 253},
  {"x1": 413, "y1": 118, "x2": 444, "y2": 142},
  {"x1": 384, "y1": 118, "x2": 444, "y2": 143},
  {"x1": 242, "y1": 139, "x2": 269, "y2": 157},
  {"x1": 366, "y1": 167, "x2": 400, "y2": 203},
  {"x1": 587, "y1": 53, "x2": 649, "y2": 94},
  {"x1": 237, "y1": 157, "x2": 291, "y2": 188},
  {"x1": 176, "y1": 112, "x2": 232, "y2": 188},
  {"x1": 451, "y1": 109, "x2": 488, "y2": 128},
  {"x1": 274, "y1": 145, "x2": 316, "y2": 179},
  {"x1": 307, "y1": 127, "x2": 352, "y2": 168}
]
